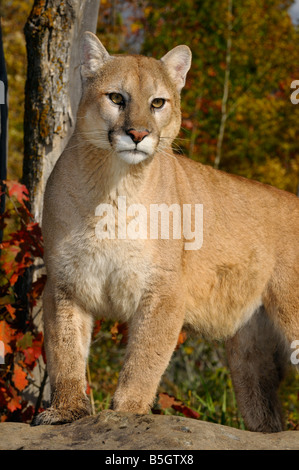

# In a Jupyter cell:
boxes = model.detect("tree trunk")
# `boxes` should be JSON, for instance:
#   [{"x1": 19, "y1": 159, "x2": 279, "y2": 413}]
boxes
[
  {"x1": 214, "y1": 0, "x2": 233, "y2": 170},
  {"x1": 23, "y1": 0, "x2": 100, "y2": 222}
]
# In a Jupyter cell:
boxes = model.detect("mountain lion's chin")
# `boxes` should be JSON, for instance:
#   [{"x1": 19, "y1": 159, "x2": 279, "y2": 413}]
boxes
[{"x1": 117, "y1": 150, "x2": 150, "y2": 165}]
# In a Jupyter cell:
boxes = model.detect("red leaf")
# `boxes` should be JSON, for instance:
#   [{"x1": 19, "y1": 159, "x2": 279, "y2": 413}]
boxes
[
  {"x1": 5, "y1": 304, "x2": 16, "y2": 319},
  {"x1": 6, "y1": 387, "x2": 22, "y2": 412},
  {"x1": 175, "y1": 330, "x2": 187, "y2": 350},
  {"x1": 0, "y1": 320, "x2": 14, "y2": 354},
  {"x1": 9, "y1": 272, "x2": 19, "y2": 286},
  {"x1": 158, "y1": 392, "x2": 179, "y2": 409},
  {"x1": 28, "y1": 275, "x2": 47, "y2": 307},
  {"x1": 23, "y1": 333, "x2": 43, "y2": 367},
  {"x1": 158, "y1": 392, "x2": 200, "y2": 420},
  {"x1": 173, "y1": 404, "x2": 200, "y2": 419},
  {"x1": 23, "y1": 347, "x2": 36, "y2": 366},
  {"x1": 92, "y1": 319, "x2": 103, "y2": 338},
  {"x1": 13, "y1": 364, "x2": 28, "y2": 391},
  {"x1": 4, "y1": 180, "x2": 29, "y2": 205}
]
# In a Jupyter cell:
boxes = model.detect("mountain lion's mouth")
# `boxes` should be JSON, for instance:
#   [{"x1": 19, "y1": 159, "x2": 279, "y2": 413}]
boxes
[
  {"x1": 117, "y1": 149, "x2": 149, "y2": 165},
  {"x1": 119, "y1": 149, "x2": 148, "y2": 155}
]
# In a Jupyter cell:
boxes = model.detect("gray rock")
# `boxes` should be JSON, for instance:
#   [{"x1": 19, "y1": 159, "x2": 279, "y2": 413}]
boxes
[{"x1": 0, "y1": 411, "x2": 298, "y2": 450}]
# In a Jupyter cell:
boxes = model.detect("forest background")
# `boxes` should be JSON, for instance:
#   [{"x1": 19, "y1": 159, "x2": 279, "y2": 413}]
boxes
[{"x1": 0, "y1": 0, "x2": 299, "y2": 428}]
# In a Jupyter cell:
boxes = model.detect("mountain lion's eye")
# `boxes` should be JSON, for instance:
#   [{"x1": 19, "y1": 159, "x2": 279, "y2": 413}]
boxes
[
  {"x1": 151, "y1": 98, "x2": 165, "y2": 109},
  {"x1": 109, "y1": 93, "x2": 124, "y2": 106}
]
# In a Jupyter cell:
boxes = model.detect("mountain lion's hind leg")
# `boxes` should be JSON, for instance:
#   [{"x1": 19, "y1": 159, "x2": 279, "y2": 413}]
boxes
[
  {"x1": 226, "y1": 306, "x2": 288, "y2": 433},
  {"x1": 32, "y1": 283, "x2": 93, "y2": 425}
]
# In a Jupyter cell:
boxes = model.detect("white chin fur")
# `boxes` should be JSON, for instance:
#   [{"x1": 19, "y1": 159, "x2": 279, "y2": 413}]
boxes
[{"x1": 117, "y1": 151, "x2": 149, "y2": 165}]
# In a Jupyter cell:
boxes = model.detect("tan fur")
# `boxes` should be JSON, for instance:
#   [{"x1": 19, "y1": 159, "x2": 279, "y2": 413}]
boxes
[{"x1": 32, "y1": 33, "x2": 299, "y2": 431}]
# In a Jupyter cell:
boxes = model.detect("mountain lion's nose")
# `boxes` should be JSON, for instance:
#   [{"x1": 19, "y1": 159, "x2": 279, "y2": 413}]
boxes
[{"x1": 126, "y1": 128, "x2": 149, "y2": 144}]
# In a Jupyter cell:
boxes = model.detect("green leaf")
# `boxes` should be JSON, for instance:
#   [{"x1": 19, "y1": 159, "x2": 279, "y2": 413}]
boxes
[{"x1": 16, "y1": 332, "x2": 33, "y2": 350}]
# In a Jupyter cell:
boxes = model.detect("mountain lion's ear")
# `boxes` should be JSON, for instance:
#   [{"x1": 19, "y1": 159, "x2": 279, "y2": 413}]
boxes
[
  {"x1": 160, "y1": 45, "x2": 192, "y2": 92},
  {"x1": 81, "y1": 32, "x2": 111, "y2": 79}
]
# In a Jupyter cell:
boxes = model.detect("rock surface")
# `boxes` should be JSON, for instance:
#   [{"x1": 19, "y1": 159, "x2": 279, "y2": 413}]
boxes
[{"x1": 0, "y1": 411, "x2": 298, "y2": 450}]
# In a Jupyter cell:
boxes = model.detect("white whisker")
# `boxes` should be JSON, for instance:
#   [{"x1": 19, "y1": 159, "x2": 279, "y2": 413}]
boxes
[{"x1": 158, "y1": 145, "x2": 177, "y2": 160}]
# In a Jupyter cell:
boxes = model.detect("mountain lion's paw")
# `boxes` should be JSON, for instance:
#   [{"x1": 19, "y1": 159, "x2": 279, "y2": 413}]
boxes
[{"x1": 31, "y1": 406, "x2": 90, "y2": 426}]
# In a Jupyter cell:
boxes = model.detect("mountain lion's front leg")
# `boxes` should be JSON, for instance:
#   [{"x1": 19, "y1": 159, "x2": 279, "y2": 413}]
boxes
[
  {"x1": 32, "y1": 282, "x2": 93, "y2": 425},
  {"x1": 112, "y1": 289, "x2": 185, "y2": 413}
]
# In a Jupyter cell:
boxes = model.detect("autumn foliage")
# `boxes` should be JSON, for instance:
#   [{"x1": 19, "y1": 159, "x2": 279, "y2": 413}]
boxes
[{"x1": 0, "y1": 181, "x2": 45, "y2": 422}]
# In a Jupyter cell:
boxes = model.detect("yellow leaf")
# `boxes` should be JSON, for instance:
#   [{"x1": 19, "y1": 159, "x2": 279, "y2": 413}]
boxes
[{"x1": 131, "y1": 23, "x2": 140, "y2": 34}]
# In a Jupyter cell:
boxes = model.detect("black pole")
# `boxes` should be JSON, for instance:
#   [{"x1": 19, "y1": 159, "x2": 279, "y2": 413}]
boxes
[{"x1": 0, "y1": 17, "x2": 8, "y2": 243}]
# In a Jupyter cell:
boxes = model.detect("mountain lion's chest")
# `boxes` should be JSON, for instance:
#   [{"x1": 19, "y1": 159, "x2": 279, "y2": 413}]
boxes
[{"x1": 58, "y1": 225, "x2": 151, "y2": 320}]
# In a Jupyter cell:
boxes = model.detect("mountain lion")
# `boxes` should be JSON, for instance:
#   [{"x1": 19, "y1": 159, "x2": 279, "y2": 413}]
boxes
[{"x1": 32, "y1": 32, "x2": 299, "y2": 432}]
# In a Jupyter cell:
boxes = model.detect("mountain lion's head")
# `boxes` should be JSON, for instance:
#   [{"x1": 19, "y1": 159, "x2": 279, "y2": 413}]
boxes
[{"x1": 77, "y1": 32, "x2": 192, "y2": 165}]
